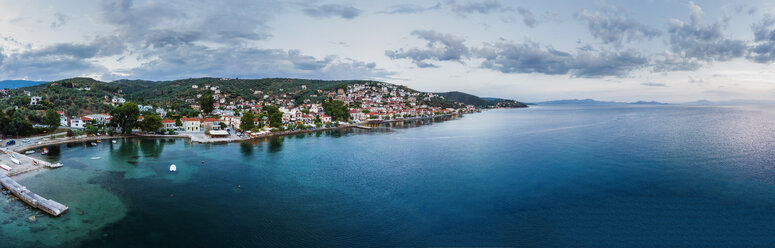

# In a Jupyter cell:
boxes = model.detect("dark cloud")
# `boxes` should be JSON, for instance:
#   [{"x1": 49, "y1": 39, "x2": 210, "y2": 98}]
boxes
[
  {"x1": 664, "y1": 2, "x2": 746, "y2": 65},
  {"x1": 385, "y1": 30, "x2": 469, "y2": 68},
  {"x1": 446, "y1": 0, "x2": 504, "y2": 16},
  {"x1": 474, "y1": 41, "x2": 647, "y2": 77},
  {"x1": 303, "y1": 4, "x2": 361, "y2": 19},
  {"x1": 652, "y1": 51, "x2": 702, "y2": 72},
  {"x1": 124, "y1": 44, "x2": 393, "y2": 81},
  {"x1": 747, "y1": 16, "x2": 775, "y2": 63},
  {"x1": 382, "y1": 3, "x2": 441, "y2": 14},
  {"x1": 0, "y1": 0, "x2": 391, "y2": 81},
  {"x1": 516, "y1": 7, "x2": 536, "y2": 28},
  {"x1": 387, "y1": 29, "x2": 648, "y2": 77},
  {"x1": 577, "y1": 7, "x2": 661, "y2": 47},
  {"x1": 641, "y1": 82, "x2": 667, "y2": 87}
]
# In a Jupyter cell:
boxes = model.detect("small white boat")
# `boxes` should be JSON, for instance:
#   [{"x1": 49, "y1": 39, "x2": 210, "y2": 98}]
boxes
[
  {"x1": 49, "y1": 162, "x2": 63, "y2": 168},
  {"x1": 90, "y1": 157, "x2": 100, "y2": 160},
  {"x1": 169, "y1": 164, "x2": 177, "y2": 172},
  {"x1": 112, "y1": 140, "x2": 117, "y2": 144},
  {"x1": 0, "y1": 164, "x2": 10, "y2": 171},
  {"x1": 10, "y1": 153, "x2": 18, "y2": 159},
  {"x1": 25, "y1": 150, "x2": 34, "y2": 154},
  {"x1": 90, "y1": 142, "x2": 97, "y2": 146},
  {"x1": 10, "y1": 158, "x2": 20, "y2": 165}
]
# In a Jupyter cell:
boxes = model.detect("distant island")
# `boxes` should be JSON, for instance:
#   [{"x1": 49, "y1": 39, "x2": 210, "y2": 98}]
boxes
[{"x1": 536, "y1": 99, "x2": 670, "y2": 105}]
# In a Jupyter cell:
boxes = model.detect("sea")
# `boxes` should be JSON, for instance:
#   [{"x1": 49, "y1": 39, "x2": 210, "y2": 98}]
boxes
[{"x1": 3, "y1": 105, "x2": 775, "y2": 247}]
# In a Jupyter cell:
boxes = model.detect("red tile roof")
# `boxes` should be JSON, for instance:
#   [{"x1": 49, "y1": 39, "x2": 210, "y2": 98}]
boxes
[{"x1": 162, "y1": 119, "x2": 176, "y2": 124}]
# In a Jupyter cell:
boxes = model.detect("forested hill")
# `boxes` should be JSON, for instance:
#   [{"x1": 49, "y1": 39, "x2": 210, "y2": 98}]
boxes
[
  {"x1": 2, "y1": 77, "x2": 516, "y2": 116},
  {"x1": 436, "y1": 91, "x2": 528, "y2": 108}
]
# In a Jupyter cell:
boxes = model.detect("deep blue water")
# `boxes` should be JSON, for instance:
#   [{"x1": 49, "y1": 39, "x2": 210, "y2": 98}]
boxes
[{"x1": 4, "y1": 105, "x2": 775, "y2": 247}]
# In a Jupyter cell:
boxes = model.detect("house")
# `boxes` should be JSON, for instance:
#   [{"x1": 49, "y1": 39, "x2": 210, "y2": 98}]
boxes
[
  {"x1": 162, "y1": 119, "x2": 176, "y2": 129},
  {"x1": 56, "y1": 111, "x2": 67, "y2": 127},
  {"x1": 181, "y1": 117, "x2": 201, "y2": 132},
  {"x1": 70, "y1": 118, "x2": 85, "y2": 128},
  {"x1": 111, "y1": 97, "x2": 126, "y2": 105},
  {"x1": 84, "y1": 113, "x2": 112, "y2": 125},
  {"x1": 320, "y1": 114, "x2": 332, "y2": 123},
  {"x1": 201, "y1": 118, "x2": 221, "y2": 130},
  {"x1": 30, "y1": 96, "x2": 42, "y2": 105}
]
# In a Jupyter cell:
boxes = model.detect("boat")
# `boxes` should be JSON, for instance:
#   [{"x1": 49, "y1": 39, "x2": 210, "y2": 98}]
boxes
[
  {"x1": 0, "y1": 164, "x2": 10, "y2": 171},
  {"x1": 49, "y1": 162, "x2": 63, "y2": 168},
  {"x1": 10, "y1": 158, "x2": 20, "y2": 165},
  {"x1": 112, "y1": 140, "x2": 117, "y2": 144},
  {"x1": 169, "y1": 164, "x2": 177, "y2": 172},
  {"x1": 90, "y1": 142, "x2": 97, "y2": 146},
  {"x1": 90, "y1": 157, "x2": 100, "y2": 160},
  {"x1": 41, "y1": 148, "x2": 48, "y2": 155},
  {"x1": 24, "y1": 150, "x2": 34, "y2": 155},
  {"x1": 96, "y1": 140, "x2": 101, "y2": 143},
  {"x1": 10, "y1": 153, "x2": 18, "y2": 159}
]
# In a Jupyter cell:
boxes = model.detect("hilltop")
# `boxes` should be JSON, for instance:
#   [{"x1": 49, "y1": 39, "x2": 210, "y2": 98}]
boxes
[{"x1": 435, "y1": 91, "x2": 528, "y2": 108}]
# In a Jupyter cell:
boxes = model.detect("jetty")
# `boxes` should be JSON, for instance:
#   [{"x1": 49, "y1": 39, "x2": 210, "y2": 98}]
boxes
[{"x1": 0, "y1": 174, "x2": 68, "y2": 216}]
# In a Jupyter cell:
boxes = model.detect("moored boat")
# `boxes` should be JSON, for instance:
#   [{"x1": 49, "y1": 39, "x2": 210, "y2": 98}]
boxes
[
  {"x1": 49, "y1": 162, "x2": 63, "y2": 168},
  {"x1": 10, "y1": 158, "x2": 20, "y2": 165},
  {"x1": 25, "y1": 150, "x2": 34, "y2": 155},
  {"x1": 41, "y1": 148, "x2": 49, "y2": 155},
  {"x1": 0, "y1": 164, "x2": 10, "y2": 171},
  {"x1": 169, "y1": 164, "x2": 177, "y2": 172}
]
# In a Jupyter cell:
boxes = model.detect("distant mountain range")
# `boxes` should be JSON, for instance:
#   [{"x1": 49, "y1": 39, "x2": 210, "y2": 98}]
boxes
[
  {"x1": 536, "y1": 99, "x2": 670, "y2": 105},
  {"x1": 0, "y1": 80, "x2": 49, "y2": 89}
]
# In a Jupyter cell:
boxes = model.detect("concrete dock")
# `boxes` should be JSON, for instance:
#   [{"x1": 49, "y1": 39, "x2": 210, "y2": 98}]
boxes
[{"x1": 0, "y1": 174, "x2": 68, "y2": 216}]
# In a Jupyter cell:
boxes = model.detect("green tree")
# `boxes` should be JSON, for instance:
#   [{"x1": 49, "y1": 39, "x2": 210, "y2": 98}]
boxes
[
  {"x1": 175, "y1": 118, "x2": 182, "y2": 127},
  {"x1": 264, "y1": 105, "x2": 283, "y2": 128},
  {"x1": 198, "y1": 93, "x2": 215, "y2": 114},
  {"x1": 322, "y1": 100, "x2": 350, "y2": 122},
  {"x1": 43, "y1": 109, "x2": 60, "y2": 131},
  {"x1": 139, "y1": 115, "x2": 163, "y2": 132},
  {"x1": 110, "y1": 102, "x2": 140, "y2": 134},
  {"x1": 240, "y1": 111, "x2": 255, "y2": 131}
]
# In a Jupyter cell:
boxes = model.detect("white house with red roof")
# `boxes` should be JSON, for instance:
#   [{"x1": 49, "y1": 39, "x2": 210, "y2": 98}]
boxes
[{"x1": 181, "y1": 117, "x2": 201, "y2": 132}]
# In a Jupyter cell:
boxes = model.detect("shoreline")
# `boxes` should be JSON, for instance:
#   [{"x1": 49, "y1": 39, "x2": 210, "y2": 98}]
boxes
[{"x1": 6, "y1": 113, "x2": 461, "y2": 177}]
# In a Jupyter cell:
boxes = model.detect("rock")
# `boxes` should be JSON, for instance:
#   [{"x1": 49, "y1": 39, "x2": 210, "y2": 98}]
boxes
[
  {"x1": 1, "y1": 220, "x2": 10, "y2": 224},
  {"x1": 27, "y1": 215, "x2": 36, "y2": 222}
]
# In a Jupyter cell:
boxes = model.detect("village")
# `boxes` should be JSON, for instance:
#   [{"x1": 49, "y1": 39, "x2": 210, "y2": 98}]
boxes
[{"x1": 13, "y1": 81, "x2": 478, "y2": 142}]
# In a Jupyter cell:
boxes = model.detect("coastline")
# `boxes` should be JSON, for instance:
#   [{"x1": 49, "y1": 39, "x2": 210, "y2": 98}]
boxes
[{"x1": 4, "y1": 113, "x2": 463, "y2": 177}]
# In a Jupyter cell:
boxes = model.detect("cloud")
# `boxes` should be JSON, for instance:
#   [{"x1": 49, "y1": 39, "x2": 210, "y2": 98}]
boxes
[
  {"x1": 385, "y1": 30, "x2": 469, "y2": 68},
  {"x1": 641, "y1": 82, "x2": 667, "y2": 87},
  {"x1": 747, "y1": 15, "x2": 775, "y2": 63},
  {"x1": 124, "y1": 44, "x2": 393, "y2": 81},
  {"x1": 382, "y1": 3, "x2": 441, "y2": 14},
  {"x1": 303, "y1": 4, "x2": 361, "y2": 19},
  {"x1": 473, "y1": 41, "x2": 647, "y2": 78},
  {"x1": 516, "y1": 7, "x2": 537, "y2": 27},
  {"x1": 50, "y1": 13, "x2": 70, "y2": 29},
  {"x1": 665, "y1": 2, "x2": 746, "y2": 65},
  {"x1": 0, "y1": 0, "x2": 391, "y2": 81},
  {"x1": 577, "y1": 7, "x2": 662, "y2": 47},
  {"x1": 446, "y1": 0, "x2": 504, "y2": 17}
]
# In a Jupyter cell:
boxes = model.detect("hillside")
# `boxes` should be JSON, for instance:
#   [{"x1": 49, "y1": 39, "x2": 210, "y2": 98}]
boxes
[
  {"x1": 538, "y1": 99, "x2": 669, "y2": 105},
  {"x1": 435, "y1": 91, "x2": 494, "y2": 107},
  {"x1": 0, "y1": 77, "x2": 498, "y2": 116}
]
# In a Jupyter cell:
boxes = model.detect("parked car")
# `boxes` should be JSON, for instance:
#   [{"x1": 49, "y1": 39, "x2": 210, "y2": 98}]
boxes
[
  {"x1": 22, "y1": 138, "x2": 30, "y2": 143},
  {"x1": 6, "y1": 140, "x2": 16, "y2": 146}
]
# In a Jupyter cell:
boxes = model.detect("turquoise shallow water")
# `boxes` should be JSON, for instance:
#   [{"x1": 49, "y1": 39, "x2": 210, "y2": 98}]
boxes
[{"x1": 3, "y1": 105, "x2": 775, "y2": 247}]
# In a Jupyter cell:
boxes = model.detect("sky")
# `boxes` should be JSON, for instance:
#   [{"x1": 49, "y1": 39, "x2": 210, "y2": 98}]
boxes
[{"x1": 2, "y1": 0, "x2": 775, "y2": 102}]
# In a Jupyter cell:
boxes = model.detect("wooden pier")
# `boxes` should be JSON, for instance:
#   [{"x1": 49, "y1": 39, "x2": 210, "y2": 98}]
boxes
[{"x1": 0, "y1": 174, "x2": 68, "y2": 216}]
